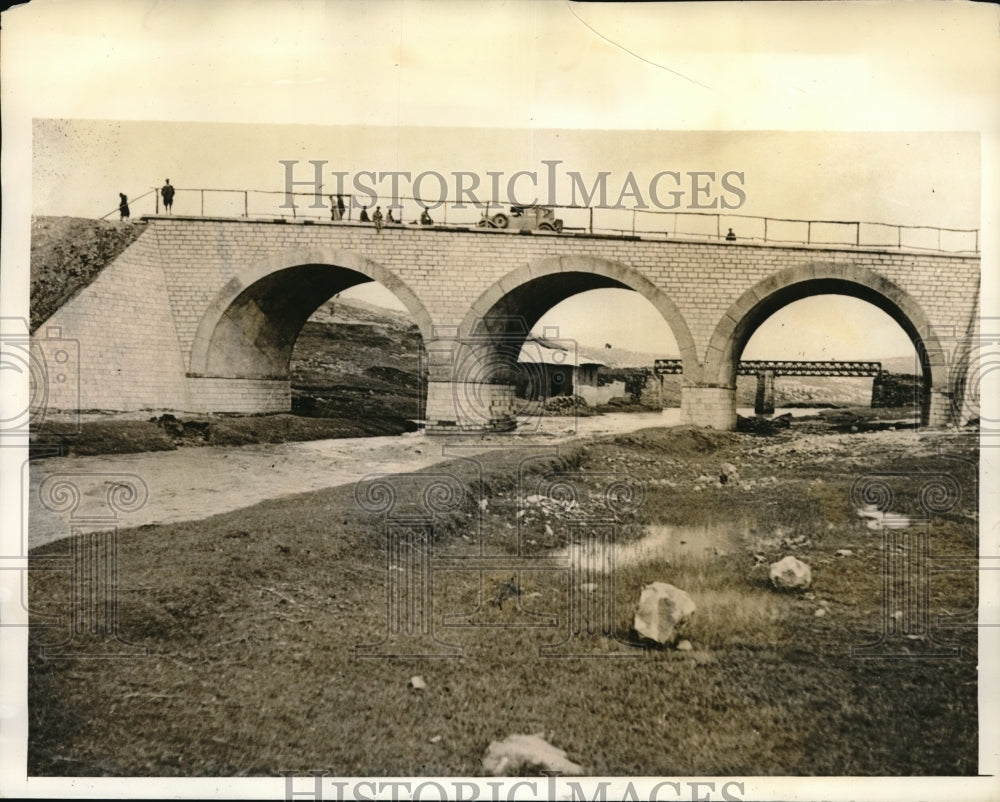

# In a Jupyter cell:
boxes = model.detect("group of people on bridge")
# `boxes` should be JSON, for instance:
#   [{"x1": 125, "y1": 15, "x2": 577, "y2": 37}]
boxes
[
  {"x1": 117, "y1": 179, "x2": 175, "y2": 220},
  {"x1": 333, "y1": 193, "x2": 435, "y2": 232}
]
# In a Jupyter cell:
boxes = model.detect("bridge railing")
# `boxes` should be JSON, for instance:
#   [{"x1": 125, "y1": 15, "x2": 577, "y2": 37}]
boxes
[{"x1": 132, "y1": 186, "x2": 979, "y2": 255}]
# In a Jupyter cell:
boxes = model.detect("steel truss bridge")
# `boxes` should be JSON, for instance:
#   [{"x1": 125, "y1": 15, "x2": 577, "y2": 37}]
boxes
[
  {"x1": 653, "y1": 359, "x2": 882, "y2": 378},
  {"x1": 653, "y1": 359, "x2": 884, "y2": 414}
]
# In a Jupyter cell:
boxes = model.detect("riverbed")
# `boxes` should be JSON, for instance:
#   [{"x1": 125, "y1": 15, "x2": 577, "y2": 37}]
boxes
[{"x1": 27, "y1": 407, "x2": 841, "y2": 549}]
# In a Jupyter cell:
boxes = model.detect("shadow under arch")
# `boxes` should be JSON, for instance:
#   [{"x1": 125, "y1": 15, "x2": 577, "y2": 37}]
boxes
[
  {"x1": 458, "y1": 254, "x2": 697, "y2": 366},
  {"x1": 188, "y1": 246, "x2": 433, "y2": 379},
  {"x1": 703, "y1": 263, "x2": 949, "y2": 423}
]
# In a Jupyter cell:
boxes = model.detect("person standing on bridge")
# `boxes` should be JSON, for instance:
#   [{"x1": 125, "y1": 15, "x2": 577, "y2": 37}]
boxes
[
  {"x1": 118, "y1": 193, "x2": 130, "y2": 221},
  {"x1": 161, "y1": 179, "x2": 175, "y2": 214},
  {"x1": 373, "y1": 206, "x2": 384, "y2": 233},
  {"x1": 330, "y1": 193, "x2": 346, "y2": 221},
  {"x1": 359, "y1": 205, "x2": 370, "y2": 222},
  {"x1": 725, "y1": 227, "x2": 736, "y2": 241}
]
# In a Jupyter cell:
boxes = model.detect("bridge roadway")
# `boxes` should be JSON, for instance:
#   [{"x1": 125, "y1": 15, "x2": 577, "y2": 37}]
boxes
[{"x1": 32, "y1": 215, "x2": 980, "y2": 431}]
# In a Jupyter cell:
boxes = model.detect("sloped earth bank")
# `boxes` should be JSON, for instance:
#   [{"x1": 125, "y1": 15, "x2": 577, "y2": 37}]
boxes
[
  {"x1": 28, "y1": 422, "x2": 978, "y2": 776},
  {"x1": 30, "y1": 217, "x2": 148, "y2": 333}
]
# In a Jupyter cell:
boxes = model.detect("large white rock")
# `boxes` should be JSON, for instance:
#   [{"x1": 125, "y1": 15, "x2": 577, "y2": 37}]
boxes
[
  {"x1": 719, "y1": 462, "x2": 740, "y2": 484},
  {"x1": 482, "y1": 733, "x2": 584, "y2": 776},
  {"x1": 633, "y1": 582, "x2": 696, "y2": 645},
  {"x1": 769, "y1": 555, "x2": 812, "y2": 590}
]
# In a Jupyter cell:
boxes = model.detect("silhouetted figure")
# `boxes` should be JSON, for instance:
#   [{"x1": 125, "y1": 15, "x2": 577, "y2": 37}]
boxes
[
  {"x1": 420, "y1": 207, "x2": 433, "y2": 226},
  {"x1": 119, "y1": 193, "x2": 130, "y2": 220},
  {"x1": 329, "y1": 195, "x2": 341, "y2": 221},
  {"x1": 161, "y1": 179, "x2": 175, "y2": 214},
  {"x1": 387, "y1": 208, "x2": 397, "y2": 224},
  {"x1": 337, "y1": 194, "x2": 346, "y2": 220},
  {"x1": 373, "y1": 206, "x2": 384, "y2": 233},
  {"x1": 359, "y1": 205, "x2": 370, "y2": 222},
  {"x1": 725, "y1": 228, "x2": 736, "y2": 241}
]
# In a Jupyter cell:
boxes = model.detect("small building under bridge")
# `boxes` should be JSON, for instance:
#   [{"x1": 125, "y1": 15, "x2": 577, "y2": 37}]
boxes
[{"x1": 517, "y1": 339, "x2": 626, "y2": 406}]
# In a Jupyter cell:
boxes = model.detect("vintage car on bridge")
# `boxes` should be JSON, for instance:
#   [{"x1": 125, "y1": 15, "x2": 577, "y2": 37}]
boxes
[{"x1": 478, "y1": 205, "x2": 564, "y2": 233}]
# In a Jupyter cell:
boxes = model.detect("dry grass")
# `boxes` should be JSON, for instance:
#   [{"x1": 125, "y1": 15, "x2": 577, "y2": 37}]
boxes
[{"x1": 27, "y1": 425, "x2": 979, "y2": 776}]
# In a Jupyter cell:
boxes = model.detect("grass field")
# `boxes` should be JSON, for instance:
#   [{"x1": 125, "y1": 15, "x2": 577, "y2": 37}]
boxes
[{"x1": 27, "y1": 424, "x2": 978, "y2": 776}]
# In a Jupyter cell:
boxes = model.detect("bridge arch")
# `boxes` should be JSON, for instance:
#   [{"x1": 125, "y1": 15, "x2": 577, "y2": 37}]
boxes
[
  {"x1": 703, "y1": 262, "x2": 950, "y2": 425},
  {"x1": 188, "y1": 246, "x2": 432, "y2": 380},
  {"x1": 459, "y1": 254, "x2": 697, "y2": 365}
]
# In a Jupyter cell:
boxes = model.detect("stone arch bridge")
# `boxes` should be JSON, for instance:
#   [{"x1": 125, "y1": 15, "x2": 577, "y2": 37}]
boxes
[{"x1": 34, "y1": 216, "x2": 980, "y2": 431}]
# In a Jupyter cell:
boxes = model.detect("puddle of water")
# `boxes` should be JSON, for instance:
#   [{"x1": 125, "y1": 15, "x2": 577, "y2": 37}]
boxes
[{"x1": 554, "y1": 521, "x2": 749, "y2": 573}]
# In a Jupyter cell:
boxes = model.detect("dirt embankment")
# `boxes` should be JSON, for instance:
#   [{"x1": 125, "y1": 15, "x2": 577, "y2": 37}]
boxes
[{"x1": 30, "y1": 216, "x2": 148, "y2": 332}]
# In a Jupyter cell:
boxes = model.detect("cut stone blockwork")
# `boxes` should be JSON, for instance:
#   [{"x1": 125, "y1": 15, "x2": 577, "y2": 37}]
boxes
[{"x1": 33, "y1": 216, "x2": 980, "y2": 431}]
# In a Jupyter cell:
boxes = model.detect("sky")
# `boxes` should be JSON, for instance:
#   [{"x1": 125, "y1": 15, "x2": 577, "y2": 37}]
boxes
[{"x1": 30, "y1": 123, "x2": 980, "y2": 232}]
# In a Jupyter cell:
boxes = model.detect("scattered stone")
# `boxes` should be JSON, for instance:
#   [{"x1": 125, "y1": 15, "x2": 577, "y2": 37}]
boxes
[
  {"x1": 835, "y1": 549, "x2": 853, "y2": 557},
  {"x1": 738, "y1": 413, "x2": 793, "y2": 434},
  {"x1": 719, "y1": 462, "x2": 740, "y2": 484},
  {"x1": 769, "y1": 556, "x2": 812, "y2": 590},
  {"x1": 676, "y1": 639, "x2": 693, "y2": 651},
  {"x1": 152, "y1": 412, "x2": 185, "y2": 438},
  {"x1": 409, "y1": 675, "x2": 427, "y2": 690},
  {"x1": 429, "y1": 735, "x2": 442, "y2": 743},
  {"x1": 814, "y1": 608, "x2": 827, "y2": 617},
  {"x1": 633, "y1": 582, "x2": 696, "y2": 646},
  {"x1": 482, "y1": 733, "x2": 584, "y2": 776}
]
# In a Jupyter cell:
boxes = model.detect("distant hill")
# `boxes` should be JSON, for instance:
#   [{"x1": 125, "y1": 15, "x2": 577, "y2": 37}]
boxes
[{"x1": 290, "y1": 296, "x2": 426, "y2": 423}]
